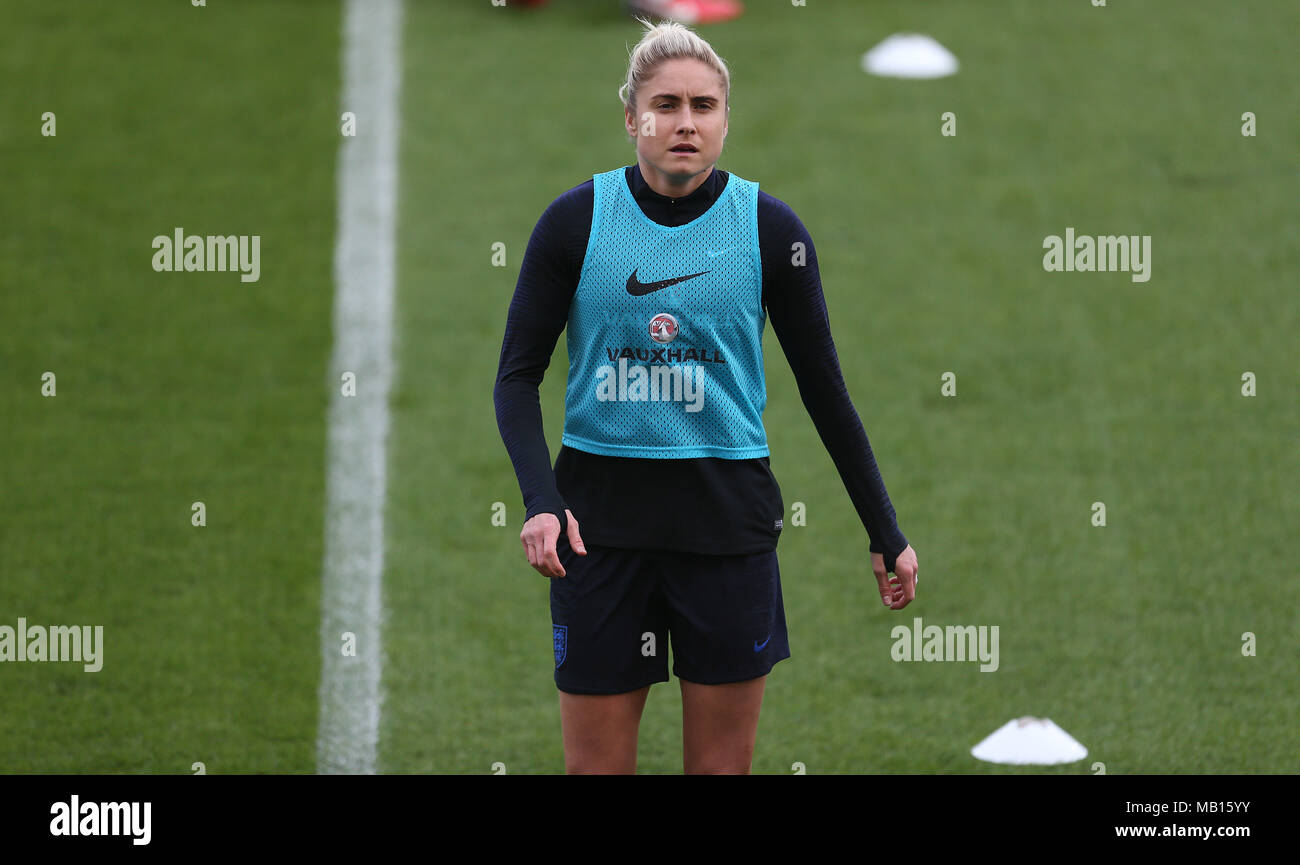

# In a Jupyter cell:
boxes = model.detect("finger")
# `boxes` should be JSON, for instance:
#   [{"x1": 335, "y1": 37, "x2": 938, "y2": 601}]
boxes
[
  {"x1": 890, "y1": 574, "x2": 915, "y2": 609},
  {"x1": 874, "y1": 570, "x2": 893, "y2": 607},
  {"x1": 522, "y1": 521, "x2": 543, "y2": 569},
  {"x1": 901, "y1": 566, "x2": 917, "y2": 603},
  {"x1": 567, "y1": 515, "x2": 587, "y2": 556},
  {"x1": 544, "y1": 535, "x2": 565, "y2": 578},
  {"x1": 524, "y1": 533, "x2": 552, "y2": 576}
]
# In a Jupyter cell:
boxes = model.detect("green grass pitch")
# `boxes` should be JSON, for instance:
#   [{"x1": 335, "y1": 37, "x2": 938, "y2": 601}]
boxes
[{"x1": 1, "y1": 0, "x2": 1296, "y2": 773}]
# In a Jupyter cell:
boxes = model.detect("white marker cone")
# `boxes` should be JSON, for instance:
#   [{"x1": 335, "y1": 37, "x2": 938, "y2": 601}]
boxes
[
  {"x1": 862, "y1": 33, "x2": 959, "y2": 79},
  {"x1": 971, "y1": 717, "x2": 1088, "y2": 765}
]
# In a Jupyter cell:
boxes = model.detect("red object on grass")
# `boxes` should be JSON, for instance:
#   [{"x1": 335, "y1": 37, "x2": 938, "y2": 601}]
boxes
[{"x1": 628, "y1": 0, "x2": 745, "y2": 24}]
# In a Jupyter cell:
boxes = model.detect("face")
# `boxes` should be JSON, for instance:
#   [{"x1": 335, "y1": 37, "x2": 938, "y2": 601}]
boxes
[{"x1": 624, "y1": 58, "x2": 728, "y2": 194}]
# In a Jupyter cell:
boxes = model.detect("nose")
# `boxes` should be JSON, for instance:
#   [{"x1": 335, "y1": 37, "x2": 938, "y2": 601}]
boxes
[{"x1": 677, "y1": 106, "x2": 697, "y2": 134}]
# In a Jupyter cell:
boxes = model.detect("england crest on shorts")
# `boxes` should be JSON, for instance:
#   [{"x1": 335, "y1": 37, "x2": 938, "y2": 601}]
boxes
[{"x1": 553, "y1": 624, "x2": 568, "y2": 668}]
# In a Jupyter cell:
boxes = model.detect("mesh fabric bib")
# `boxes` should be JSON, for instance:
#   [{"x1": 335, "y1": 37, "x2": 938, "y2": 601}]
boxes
[{"x1": 561, "y1": 166, "x2": 768, "y2": 459}]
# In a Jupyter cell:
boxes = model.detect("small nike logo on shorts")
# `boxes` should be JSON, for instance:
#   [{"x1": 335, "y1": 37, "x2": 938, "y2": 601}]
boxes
[{"x1": 753, "y1": 635, "x2": 772, "y2": 652}]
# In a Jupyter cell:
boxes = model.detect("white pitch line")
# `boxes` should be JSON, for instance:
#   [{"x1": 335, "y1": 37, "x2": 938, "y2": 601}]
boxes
[{"x1": 317, "y1": 0, "x2": 403, "y2": 775}]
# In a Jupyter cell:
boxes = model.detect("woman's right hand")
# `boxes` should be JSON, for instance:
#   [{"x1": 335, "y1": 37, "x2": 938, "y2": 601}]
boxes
[{"x1": 521, "y1": 509, "x2": 586, "y2": 578}]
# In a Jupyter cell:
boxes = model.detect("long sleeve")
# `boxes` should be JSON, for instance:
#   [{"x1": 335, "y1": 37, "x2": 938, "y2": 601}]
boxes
[
  {"x1": 493, "y1": 188, "x2": 590, "y2": 534},
  {"x1": 759, "y1": 192, "x2": 909, "y2": 571}
]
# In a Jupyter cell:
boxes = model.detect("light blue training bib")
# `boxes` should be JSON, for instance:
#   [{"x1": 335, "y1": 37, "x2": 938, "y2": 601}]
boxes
[{"x1": 562, "y1": 166, "x2": 769, "y2": 459}]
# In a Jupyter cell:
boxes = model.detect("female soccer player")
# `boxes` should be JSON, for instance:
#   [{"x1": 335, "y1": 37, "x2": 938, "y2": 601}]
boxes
[{"x1": 494, "y1": 18, "x2": 919, "y2": 774}]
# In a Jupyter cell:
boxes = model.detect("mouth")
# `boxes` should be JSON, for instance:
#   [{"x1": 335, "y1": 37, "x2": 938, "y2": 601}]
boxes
[{"x1": 669, "y1": 145, "x2": 698, "y2": 155}]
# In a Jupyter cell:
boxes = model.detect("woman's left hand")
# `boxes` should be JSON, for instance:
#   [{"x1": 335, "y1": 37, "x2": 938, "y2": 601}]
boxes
[{"x1": 872, "y1": 544, "x2": 918, "y2": 610}]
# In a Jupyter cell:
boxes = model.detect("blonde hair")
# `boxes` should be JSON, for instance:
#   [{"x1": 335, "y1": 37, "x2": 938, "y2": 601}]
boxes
[{"x1": 618, "y1": 16, "x2": 731, "y2": 124}]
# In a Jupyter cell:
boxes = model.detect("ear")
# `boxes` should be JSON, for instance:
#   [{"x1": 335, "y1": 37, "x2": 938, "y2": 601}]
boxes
[{"x1": 625, "y1": 107, "x2": 636, "y2": 138}]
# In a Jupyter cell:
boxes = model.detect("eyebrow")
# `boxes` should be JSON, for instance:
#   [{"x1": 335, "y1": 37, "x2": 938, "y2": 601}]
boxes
[{"x1": 649, "y1": 94, "x2": 720, "y2": 103}]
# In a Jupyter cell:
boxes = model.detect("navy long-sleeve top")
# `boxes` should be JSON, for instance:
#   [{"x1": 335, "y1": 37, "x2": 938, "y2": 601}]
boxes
[{"x1": 494, "y1": 163, "x2": 908, "y2": 570}]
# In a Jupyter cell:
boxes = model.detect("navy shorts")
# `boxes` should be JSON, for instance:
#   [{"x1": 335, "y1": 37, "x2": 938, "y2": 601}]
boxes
[{"x1": 549, "y1": 532, "x2": 791, "y2": 695}]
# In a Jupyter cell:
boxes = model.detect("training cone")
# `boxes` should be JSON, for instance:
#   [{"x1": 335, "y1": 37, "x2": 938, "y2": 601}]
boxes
[
  {"x1": 971, "y1": 717, "x2": 1088, "y2": 765},
  {"x1": 862, "y1": 33, "x2": 959, "y2": 79}
]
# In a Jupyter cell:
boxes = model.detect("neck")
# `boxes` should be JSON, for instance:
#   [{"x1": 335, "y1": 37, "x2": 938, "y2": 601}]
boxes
[{"x1": 638, "y1": 157, "x2": 713, "y2": 199}]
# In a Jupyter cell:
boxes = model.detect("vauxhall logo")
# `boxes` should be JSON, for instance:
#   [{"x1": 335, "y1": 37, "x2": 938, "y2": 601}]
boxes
[
  {"x1": 593, "y1": 310, "x2": 720, "y2": 413},
  {"x1": 603, "y1": 346, "x2": 726, "y2": 365}
]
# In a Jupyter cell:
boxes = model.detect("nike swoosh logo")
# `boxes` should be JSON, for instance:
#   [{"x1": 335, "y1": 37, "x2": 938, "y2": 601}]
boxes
[
  {"x1": 753, "y1": 635, "x2": 772, "y2": 652},
  {"x1": 626, "y1": 268, "x2": 711, "y2": 297}
]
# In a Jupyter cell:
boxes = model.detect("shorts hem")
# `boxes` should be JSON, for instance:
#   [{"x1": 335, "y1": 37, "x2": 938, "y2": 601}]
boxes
[
  {"x1": 555, "y1": 675, "x2": 669, "y2": 696},
  {"x1": 673, "y1": 653, "x2": 790, "y2": 686}
]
